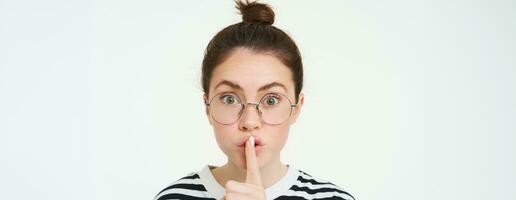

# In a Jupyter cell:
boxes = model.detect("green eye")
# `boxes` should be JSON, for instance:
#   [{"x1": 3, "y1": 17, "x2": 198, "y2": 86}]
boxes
[
  {"x1": 221, "y1": 95, "x2": 238, "y2": 104},
  {"x1": 265, "y1": 96, "x2": 279, "y2": 105}
]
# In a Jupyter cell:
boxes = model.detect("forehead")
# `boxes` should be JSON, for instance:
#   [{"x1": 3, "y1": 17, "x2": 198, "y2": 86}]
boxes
[{"x1": 209, "y1": 48, "x2": 293, "y2": 94}]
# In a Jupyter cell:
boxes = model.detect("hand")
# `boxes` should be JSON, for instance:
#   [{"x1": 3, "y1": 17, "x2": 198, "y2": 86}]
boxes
[{"x1": 221, "y1": 136, "x2": 266, "y2": 200}]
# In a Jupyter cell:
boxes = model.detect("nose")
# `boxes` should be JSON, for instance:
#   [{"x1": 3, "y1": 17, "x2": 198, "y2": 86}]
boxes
[{"x1": 238, "y1": 103, "x2": 262, "y2": 131}]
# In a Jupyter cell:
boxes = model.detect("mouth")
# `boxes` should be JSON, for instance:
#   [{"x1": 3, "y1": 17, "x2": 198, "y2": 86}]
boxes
[
  {"x1": 237, "y1": 143, "x2": 263, "y2": 155},
  {"x1": 237, "y1": 136, "x2": 264, "y2": 148}
]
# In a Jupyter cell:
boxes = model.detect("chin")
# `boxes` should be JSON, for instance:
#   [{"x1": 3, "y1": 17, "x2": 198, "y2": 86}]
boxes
[
  {"x1": 227, "y1": 153, "x2": 262, "y2": 170},
  {"x1": 226, "y1": 156, "x2": 245, "y2": 170}
]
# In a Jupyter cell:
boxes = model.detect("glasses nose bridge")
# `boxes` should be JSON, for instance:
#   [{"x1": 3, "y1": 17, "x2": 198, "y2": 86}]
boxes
[{"x1": 242, "y1": 102, "x2": 260, "y2": 111}]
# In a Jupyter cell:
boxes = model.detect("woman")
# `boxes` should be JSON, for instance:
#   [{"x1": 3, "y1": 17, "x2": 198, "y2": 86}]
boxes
[{"x1": 154, "y1": 1, "x2": 354, "y2": 199}]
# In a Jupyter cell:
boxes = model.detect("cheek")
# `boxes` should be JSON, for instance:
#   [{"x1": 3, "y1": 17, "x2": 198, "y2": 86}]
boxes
[
  {"x1": 267, "y1": 125, "x2": 290, "y2": 150},
  {"x1": 212, "y1": 124, "x2": 237, "y2": 153}
]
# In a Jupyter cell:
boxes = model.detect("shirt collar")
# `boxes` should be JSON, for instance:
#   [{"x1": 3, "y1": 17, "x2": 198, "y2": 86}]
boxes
[{"x1": 198, "y1": 164, "x2": 299, "y2": 200}]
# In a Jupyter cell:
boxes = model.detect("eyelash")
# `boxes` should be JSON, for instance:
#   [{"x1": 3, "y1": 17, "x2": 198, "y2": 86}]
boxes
[
  {"x1": 263, "y1": 93, "x2": 281, "y2": 100},
  {"x1": 219, "y1": 92, "x2": 239, "y2": 99},
  {"x1": 217, "y1": 92, "x2": 282, "y2": 102}
]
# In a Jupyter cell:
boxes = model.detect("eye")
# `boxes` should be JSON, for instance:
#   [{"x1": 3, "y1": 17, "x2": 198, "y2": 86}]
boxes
[
  {"x1": 263, "y1": 95, "x2": 280, "y2": 106},
  {"x1": 220, "y1": 94, "x2": 239, "y2": 104}
]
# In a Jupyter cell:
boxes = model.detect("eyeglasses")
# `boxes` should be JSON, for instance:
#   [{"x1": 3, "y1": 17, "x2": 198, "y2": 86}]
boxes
[{"x1": 205, "y1": 92, "x2": 297, "y2": 125}]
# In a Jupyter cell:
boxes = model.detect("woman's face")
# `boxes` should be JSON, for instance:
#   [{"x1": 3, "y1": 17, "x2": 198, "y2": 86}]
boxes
[{"x1": 205, "y1": 48, "x2": 303, "y2": 170}]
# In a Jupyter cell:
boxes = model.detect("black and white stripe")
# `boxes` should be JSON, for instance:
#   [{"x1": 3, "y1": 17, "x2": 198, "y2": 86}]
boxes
[
  {"x1": 154, "y1": 170, "x2": 354, "y2": 200},
  {"x1": 154, "y1": 173, "x2": 216, "y2": 200},
  {"x1": 274, "y1": 170, "x2": 355, "y2": 200}
]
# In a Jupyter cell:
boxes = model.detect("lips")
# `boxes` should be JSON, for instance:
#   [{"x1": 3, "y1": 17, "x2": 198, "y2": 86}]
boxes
[{"x1": 237, "y1": 136, "x2": 263, "y2": 148}]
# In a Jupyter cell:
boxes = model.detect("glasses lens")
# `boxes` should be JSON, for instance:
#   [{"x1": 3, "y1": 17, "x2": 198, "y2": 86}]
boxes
[
  {"x1": 210, "y1": 93, "x2": 242, "y2": 124},
  {"x1": 259, "y1": 94, "x2": 292, "y2": 125}
]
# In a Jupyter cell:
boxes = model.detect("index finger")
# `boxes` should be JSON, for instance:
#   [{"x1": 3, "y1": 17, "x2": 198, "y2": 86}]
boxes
[{"x1": 245, "y1": 136, "x2": 262, "y2": 186}]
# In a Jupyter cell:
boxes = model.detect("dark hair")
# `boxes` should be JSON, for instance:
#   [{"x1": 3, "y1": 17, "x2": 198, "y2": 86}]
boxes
[{"x1": 201, "y1": 0, "x2": 303, "y2": 103}]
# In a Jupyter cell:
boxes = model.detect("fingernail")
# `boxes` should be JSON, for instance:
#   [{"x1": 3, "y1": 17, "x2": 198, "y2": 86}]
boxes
[{"x1": 249, "y1": 136, "x2": 255, "y2": 146}]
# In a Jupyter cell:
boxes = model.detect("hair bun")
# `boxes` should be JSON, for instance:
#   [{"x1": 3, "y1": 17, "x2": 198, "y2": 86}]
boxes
[{"x1": 235, "y1": 0, "x2": 275, "y2": 25}]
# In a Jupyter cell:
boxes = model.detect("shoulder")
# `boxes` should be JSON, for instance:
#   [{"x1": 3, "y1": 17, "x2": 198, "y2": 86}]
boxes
[
  {"x1": 279, "y1": 169, "x2": 355, "y2": 200},
  {"x1": 153, "y1": 172, "x2": 214, "y2": 200}
]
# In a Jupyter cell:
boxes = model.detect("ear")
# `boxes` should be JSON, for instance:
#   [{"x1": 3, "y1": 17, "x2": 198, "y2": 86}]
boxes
[
  {"x1": 289, "y1": 93, "x2": 304, "y2": 125},
  {"x1": 203, "y1": 93, "x2": 213, "y2": 126}
]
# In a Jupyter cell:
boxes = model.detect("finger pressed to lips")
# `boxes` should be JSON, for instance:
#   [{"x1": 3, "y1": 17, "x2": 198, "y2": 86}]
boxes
[
  {"x1": 239, "y1": 145, "x2": 262, "y2": 154},
  {"x1": 245, "y1": 136, "x2": 263, "y2": 186},
  {"x1": 237, "y1": 136, "x2": 263, "y2": 157},
  {"x1": 237, "y1": 136, "x2": 263, "y2": 147},
  {"x1": 222, "y1": 136, "x2": 265, "y2": 200}
]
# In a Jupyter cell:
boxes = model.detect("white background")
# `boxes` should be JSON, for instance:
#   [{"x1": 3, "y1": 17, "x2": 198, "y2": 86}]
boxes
[{"x1": 1, "y1": 0, "x2": 515, "y2": 199}]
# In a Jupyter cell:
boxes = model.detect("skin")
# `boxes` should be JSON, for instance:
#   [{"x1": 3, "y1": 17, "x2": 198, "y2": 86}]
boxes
[{"x1": 203, "y1": 47, "x2": 304, "y2": 199}]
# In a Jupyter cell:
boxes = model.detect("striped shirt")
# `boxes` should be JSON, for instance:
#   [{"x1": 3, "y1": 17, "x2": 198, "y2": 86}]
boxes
[{"x1": 154, "y1": 165, "x2": 354, "y2": 200}]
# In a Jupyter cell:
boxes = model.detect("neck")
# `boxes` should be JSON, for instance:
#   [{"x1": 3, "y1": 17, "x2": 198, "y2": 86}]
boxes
[{"x1": 211, "y1": 159, "x2": 288, "y2": 188}]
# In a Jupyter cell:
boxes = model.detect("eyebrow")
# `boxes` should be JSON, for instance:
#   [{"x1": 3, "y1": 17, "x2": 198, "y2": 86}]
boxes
[{"x1": 214, "y1": 80, "x2": 288, "y2": 92}]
